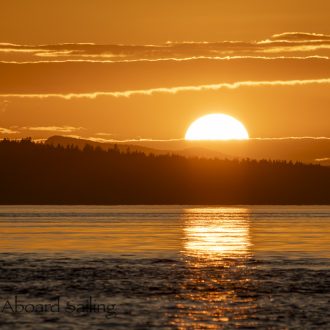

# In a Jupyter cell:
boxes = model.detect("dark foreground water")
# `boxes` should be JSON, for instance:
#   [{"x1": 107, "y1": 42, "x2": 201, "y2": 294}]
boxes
[{"x1": 0, "y1": 206, "x2": 329, "y2": 329}]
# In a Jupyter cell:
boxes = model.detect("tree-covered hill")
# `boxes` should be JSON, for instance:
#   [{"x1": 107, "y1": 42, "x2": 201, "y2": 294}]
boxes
[{"x1": 1, "y1": 138, "x2": 329, "y2": 204}]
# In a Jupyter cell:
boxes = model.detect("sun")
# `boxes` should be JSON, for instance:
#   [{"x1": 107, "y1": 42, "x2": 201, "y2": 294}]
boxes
[{"x1": 185, "y1": 114, "x2": 249, "y2": 141}]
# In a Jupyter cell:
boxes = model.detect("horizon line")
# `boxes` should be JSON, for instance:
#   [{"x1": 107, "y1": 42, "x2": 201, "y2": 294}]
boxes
[{"x1": 2, "y1": 136, "x2": 330, "y2": 143}]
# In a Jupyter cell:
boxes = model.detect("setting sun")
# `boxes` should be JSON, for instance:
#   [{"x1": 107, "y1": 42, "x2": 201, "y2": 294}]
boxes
[{"x1": 185, "y1": 114, "x2": 249, "y2": 141}]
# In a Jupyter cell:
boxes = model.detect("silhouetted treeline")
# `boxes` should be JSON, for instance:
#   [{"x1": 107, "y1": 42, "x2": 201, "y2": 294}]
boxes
[{"x1": 0, "y1": 138, "x2": 329, "y2": 204}]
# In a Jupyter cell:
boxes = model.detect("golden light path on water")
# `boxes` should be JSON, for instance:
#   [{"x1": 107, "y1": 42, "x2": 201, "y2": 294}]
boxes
[
  {"x1": 183, "y1": 207, "x2": 252, "y2": 260},
  {"x1": 169, "y1": 208, "x2": 256, "y2": 329}
]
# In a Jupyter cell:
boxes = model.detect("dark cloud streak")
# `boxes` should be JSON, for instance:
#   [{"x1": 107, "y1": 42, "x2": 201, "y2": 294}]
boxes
[{"x1": 1, "y1": 33, "x2": 330, "y2": 62}]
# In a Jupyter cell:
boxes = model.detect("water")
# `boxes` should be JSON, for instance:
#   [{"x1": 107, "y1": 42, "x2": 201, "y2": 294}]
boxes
[{"x1": 0, "y1": 206, "x2": 329, "y2": 329}]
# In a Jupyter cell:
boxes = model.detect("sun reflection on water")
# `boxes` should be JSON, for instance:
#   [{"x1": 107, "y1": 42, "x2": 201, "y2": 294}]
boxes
[
  {"x1": 170, "y1": 207, "x2": 256, "y2": 329},
  {"x1": 183, "y1": 207, "x2": 252, "y2": 260}
]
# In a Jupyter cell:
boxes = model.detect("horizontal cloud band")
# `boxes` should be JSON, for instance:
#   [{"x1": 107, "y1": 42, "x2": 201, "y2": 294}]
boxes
[
  {"x1": 1, "y1": 32, "x2": 330, "y2": 63},
  {"x1": 0, "y1": 78, "x2": 329, "y2": 100}
]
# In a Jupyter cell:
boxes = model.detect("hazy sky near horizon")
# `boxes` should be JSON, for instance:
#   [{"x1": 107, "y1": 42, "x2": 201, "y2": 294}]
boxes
[{"x1": 0, "y1": 1, "x2": 329, "y2": 141}]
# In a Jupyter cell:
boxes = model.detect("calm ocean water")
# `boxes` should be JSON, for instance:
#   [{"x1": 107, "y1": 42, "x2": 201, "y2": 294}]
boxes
[{"x1": 0, "y1": 206, "x2": 329, "y2": 329}]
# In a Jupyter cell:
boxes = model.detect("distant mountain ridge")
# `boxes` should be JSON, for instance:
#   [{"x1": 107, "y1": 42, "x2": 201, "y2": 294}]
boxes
[
  {"x1": 46, "y1": 135, "x2": 164, "y2": 155},
  {"x1": 46, "y1": 135, "x2": 231, "y2": 159},
  {"x1": 45, "y1": 135, "x2": 330, "y2": 165}
]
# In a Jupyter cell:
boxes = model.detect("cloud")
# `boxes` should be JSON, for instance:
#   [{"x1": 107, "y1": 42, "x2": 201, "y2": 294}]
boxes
[
  {"x1": 259, "y1": 43, "x2": 330, "y2": 54},
  {"x1": 95, "y1": 132, "x2": 115, "y2": 137},
  {"x1": 61, "y1": 134, "x2": 86, "y2": 139},
  {"x1": 252, "y1": 136, "x2": 330, "y2": 140},
  {"x1": 315, "y1": 157, "x2": 330, "y2": 161},
  {"x1": 1, "y1": 55, "x2": 328, "y2": 65},
  {"x1": 0, "y1": 126, "x2": 83, "y2": 135},
  {"x1": 270, "y1": 32, "x2": 330, "y2": 41},
  {"x1": 0, "y1": 127, "x2": 18, "y2": 134},
  {"x1": 1, "y1": 78, "x2": 329, "y2": 99},
  {"x1": 88, "y1": 136, "x2": 183, "y2": 143},
  {"x1": 89, "y1": 136, "x2": 330, "y2": 143},
  {"x1": 21, "y1": 126, "x2": 83, "y2": 133},
  {"x1": 1, "y1": 32, "x2": 330, "y2": 63}
]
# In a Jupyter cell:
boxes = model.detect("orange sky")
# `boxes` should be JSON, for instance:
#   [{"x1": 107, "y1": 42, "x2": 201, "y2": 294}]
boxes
[
  {"x1": 1, "y1": 1, "x2": 330, "y2": 44},
  {"x1": 0, "y1": 1, "x2": 329, "y2": 141}
]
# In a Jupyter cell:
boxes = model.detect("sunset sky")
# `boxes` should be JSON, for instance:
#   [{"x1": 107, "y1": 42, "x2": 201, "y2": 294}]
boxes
[{"x1": 1, "y1": 0, "x2": 330, "y2": 141}]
